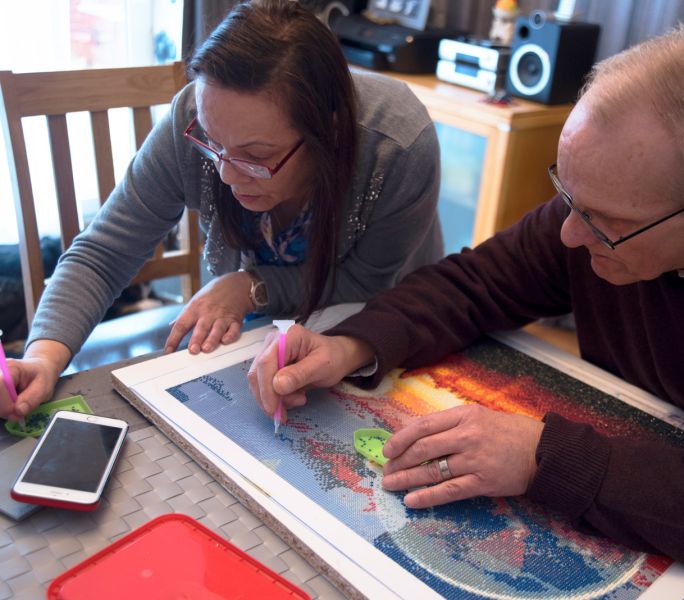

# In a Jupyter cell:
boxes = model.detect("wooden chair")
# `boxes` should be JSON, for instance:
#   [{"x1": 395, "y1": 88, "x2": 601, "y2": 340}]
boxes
[
  {"x1": 0, "y1": 62, "x2": 202, "y2": 366},
  {"x1": 0, "y1": 62, "x2": 201, "y2": 325}
]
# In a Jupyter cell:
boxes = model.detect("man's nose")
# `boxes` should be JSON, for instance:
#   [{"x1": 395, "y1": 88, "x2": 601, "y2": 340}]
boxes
[{"x1": 560, "y1": 211, "x2": 597, "y2": 249}]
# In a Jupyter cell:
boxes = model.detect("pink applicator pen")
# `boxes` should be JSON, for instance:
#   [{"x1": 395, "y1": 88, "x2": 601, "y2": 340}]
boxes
[
  {"x1": 0, "y1": 330, "x2": 26, "y2": 430},
  {"x1": 272, "y1": 320, "x2": 295, "y2": 435}
]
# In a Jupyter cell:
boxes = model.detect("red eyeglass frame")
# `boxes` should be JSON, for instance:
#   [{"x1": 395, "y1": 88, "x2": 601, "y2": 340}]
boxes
[{"x1": 183, "y1": 117, "x2": 304, "y2": 180}]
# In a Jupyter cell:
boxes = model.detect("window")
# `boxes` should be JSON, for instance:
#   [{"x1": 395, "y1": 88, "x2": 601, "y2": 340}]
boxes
[{"x1": 0, "y1": 0, "x2": 183, "y2": 244}]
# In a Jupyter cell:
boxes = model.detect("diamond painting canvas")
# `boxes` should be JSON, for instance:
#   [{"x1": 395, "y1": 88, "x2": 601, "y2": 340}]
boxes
[{"x1": 113, "y1": 326, "x2": 684, "y2": 599}]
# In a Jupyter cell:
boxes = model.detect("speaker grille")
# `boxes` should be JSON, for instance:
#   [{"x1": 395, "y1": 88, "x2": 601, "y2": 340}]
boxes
[
  {"x1": 509, "y1": 43, "x2": 551, "y2": 96},
  {"x1": 505, "y1": 16, "x2": 600, "y2": 104}
]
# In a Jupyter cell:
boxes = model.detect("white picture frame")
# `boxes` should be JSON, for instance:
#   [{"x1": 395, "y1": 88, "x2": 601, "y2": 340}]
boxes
[{"x1": 112, "y1": 309, "x2": 684, "y2": 599}]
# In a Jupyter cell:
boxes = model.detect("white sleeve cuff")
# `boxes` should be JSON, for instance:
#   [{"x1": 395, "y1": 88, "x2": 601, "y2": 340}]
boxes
[{"x1": 347, "y1": 357, "x2": 379, "y2": 379}]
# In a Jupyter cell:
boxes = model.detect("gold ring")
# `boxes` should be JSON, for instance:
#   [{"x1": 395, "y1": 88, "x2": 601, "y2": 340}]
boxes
[{"x1": 437, "y1": 456, "x2": 452, "y2": 481}]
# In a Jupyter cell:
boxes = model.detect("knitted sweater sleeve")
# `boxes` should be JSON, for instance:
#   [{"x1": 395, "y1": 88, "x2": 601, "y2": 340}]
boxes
[
  {"x1": 327, "y1": 196, "x2": 573, "y2": 388},
  {"x1": 28, "y1": 85, "x2": 195, "y2": 355},
  {"x1": 530, "y1": 412, "x2": 684, "y2": 561}
]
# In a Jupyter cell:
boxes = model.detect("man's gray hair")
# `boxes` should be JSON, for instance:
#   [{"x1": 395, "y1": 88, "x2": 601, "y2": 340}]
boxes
[{"x1": 582, "y1": 26, "x2": 684, "y2": 165}]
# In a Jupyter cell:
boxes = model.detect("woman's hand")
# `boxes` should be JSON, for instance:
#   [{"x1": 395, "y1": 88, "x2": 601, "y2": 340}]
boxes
[
  {"x1": 0, "y1": 340, "x2": 69, "y2": 421},
  {"x1": 382, "y1": 404, "x2": 544, "y2": 508},
  {"x1": 247, "y1": 325, "x2": 374, "y2": 424},
  {"x1": 164, "y1": 271, "x2": 256, "y2": 354}
]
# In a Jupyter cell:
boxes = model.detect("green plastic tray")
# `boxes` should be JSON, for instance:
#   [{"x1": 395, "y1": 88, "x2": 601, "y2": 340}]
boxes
[
  {"x1": 353, "y1": 427, "x2": 392, "y2": 466},
  {"x1": 5, "y1": 395, "x2": 93, "y2": 438}
]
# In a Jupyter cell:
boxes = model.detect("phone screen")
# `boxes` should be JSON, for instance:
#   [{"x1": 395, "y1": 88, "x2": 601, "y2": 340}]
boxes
[{"x1": 21, "y1": 419, "x2": 123, "y2": 492}]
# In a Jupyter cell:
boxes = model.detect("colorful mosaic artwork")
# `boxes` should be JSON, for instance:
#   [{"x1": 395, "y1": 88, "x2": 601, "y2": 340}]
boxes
[{"x1": 167, "y1": 338, "x2": 678, "y2": 599}]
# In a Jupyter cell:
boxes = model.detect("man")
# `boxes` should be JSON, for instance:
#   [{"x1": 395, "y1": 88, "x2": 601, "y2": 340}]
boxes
[{"x1": 249, "y1": 28, "x2": 684, "y2": 560}]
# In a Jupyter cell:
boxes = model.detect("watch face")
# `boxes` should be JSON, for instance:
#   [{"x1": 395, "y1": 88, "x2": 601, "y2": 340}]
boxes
[{"x1": 251, "y1": 278, "x2": 268, "y2": 308}]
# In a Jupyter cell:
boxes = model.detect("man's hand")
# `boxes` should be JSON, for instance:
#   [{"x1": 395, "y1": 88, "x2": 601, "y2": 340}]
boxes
[
  {"x1": 382, "y1": 404, "x2": 544, "y2": 508},
  {"x1": 247, "y1": 325, "x2": 374, "y2": 424},
  {"x1": 164, "y1": 271, "x2": 256, "y2": 354}
]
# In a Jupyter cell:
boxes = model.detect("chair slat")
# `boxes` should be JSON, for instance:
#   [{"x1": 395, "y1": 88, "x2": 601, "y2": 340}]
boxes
[
  {"x1": 0, "y1": 71, "x2": 45, "y2": 321},
  {"x1": 132, "y1": 106, "x2": 153, "y2": 150},
  {"x1": 47, "y1": 114, "x2": 80, "y2": 250},
  {"x1": 131, "y1": 252, "x2": 194, "y2": 283},
  {"x1": 90, "y1": 110, "x2": 116, "y2": 204},
  {"x1": 9, "y1": 65, "x2": 183, "y2": 116},
  {"x1": 2, "y1": 62, "x2": 202, "y2": 327},
  {"x1": 179, "y1": 211, "x2": 202, "y2": 301},
  {"x1": 153, "y1": 242, "x2": 165, "y2": 260}
]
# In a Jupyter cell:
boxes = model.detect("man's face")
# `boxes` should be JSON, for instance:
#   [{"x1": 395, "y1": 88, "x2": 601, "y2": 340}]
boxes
[{"x1": 557, "y1": 94, "x2": 684, "y2": 284}]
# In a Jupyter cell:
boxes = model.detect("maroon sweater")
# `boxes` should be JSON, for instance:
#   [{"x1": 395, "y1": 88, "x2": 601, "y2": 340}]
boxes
[{"x1": 328, "y1": 196, "x2": 684, "y2": 560}]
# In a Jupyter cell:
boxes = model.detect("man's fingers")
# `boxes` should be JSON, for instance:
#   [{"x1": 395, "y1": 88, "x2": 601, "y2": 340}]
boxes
[
  {"x1": 279, "y1": 390, "x2": 309, "y2": 409},
  {"x1": 272, "y1": 358, "x2": 321, "y2": 396},
  {"x1": 384, "y1": 406, "x2": 468, "y2": 459},
  {"x1": 382, "y1": 459, "x2": 443, "y2": 491},
  {"x1": 403, "y1": 474, "x2": 482, "y2": 509},
  {"x1": 247, "y1": 369, "x2": 264, "y2": 414},
  {"x1": 250, "y1": 327, "x2": 342, "y2": 419},
  {"x1": 249, "y1": 338, "x2": 280, "y2": 415},
  {"x1": 382, "y1": 429, "x2": 460, "y2": 475}
]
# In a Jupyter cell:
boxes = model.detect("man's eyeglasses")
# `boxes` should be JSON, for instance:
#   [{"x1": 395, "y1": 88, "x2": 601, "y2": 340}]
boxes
[
  {"x1": 548, "y1": 163, "x2": 683, "y2": 250},
  {"x1": 183, "y1": 117, "x2": 304, "y2": 180}
]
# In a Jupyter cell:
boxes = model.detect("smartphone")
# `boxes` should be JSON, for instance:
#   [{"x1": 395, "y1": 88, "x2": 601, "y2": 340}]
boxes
[{"x1": 11, "y1": 410, "x2": 128, "y2": 511}]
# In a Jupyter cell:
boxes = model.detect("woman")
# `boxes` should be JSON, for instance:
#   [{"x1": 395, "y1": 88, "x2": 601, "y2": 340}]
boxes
[{"x1": 1, "y1": 0, "x2": 442, "y2": 421}]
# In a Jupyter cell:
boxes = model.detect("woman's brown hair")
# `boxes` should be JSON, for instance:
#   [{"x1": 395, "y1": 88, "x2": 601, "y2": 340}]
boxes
[{"x1": 187, "y1": 0, "x2": 358, "y2": 319}]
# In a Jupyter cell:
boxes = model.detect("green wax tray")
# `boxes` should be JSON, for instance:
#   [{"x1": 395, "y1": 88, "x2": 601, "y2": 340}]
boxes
[
  {"x1": 5, "y1": 395, "x2": 93, "y2": 438},
  {"x1": 354, "y1": 427, "x2": 392, "y2": 466}
]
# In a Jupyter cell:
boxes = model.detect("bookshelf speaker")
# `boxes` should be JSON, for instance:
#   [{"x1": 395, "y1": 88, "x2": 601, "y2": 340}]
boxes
[{"x1": 505, "y1": 13, "x2": 600, "y2": 105}]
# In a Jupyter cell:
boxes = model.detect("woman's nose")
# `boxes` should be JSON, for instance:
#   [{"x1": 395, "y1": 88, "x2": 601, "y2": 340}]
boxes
[{"x1": 216, "y1": 160, "x2": 252, "y2": 185}]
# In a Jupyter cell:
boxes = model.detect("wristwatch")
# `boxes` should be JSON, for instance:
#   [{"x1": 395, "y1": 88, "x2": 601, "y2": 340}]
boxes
[{"x1": 245, "y1": 271, "x2": 268, "y2": 310}]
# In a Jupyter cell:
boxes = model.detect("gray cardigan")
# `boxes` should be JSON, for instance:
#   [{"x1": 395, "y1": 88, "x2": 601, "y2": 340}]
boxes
[{"x1": 29, "y1": 70, "x2": 444, "y2": 355}]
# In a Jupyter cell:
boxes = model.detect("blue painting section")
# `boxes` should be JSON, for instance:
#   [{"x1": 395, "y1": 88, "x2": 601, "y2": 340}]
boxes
[{"x1": 166, "y1": 359, "x2": 656, "y2": 599}]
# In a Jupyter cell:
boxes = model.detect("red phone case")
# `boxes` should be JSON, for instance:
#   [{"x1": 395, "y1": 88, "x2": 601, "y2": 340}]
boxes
[{"x1": 10, "y1": 489, "x2": 101, "y2": 511}]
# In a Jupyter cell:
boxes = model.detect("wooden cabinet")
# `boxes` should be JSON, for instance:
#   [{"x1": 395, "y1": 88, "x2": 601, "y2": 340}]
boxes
[{"x1": 389, "y1": 74, "x2": 572, "y2": 248}]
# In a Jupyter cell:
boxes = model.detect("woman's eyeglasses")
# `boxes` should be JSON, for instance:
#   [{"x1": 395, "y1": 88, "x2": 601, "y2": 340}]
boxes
[
  {"x1": 184, "y1": 117, "x2": 303, "y2": 180},
  {"x1": 548, "y1": 163, "x2": 683, "y2": 250}
]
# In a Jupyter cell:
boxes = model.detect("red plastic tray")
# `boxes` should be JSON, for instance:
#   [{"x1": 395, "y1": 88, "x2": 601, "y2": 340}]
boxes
[{"x1": 47, "y1": 513, "x2": 311, "y2": 599}]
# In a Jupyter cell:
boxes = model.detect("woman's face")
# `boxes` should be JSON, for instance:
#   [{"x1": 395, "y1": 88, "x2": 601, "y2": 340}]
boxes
[{"x1": 194, "y1": 78, "x2": 313, "y2": 213}]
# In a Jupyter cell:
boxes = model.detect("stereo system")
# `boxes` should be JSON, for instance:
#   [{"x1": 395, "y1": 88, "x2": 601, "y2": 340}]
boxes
[
  {"x1": 319, "y1": 2, "x2": 601, "y2": 102},
  {"x1": 436, "y1": 39, "x2": 511, "y2": 96},
  {"x1": 332, "y1": 14, "x2": 456, "y2": 73},
  {"x1": 436, "y1": 12, "x2": 600, "y2": 105},
  {"x1": 505, "y1": 13, "x2": 600, "y2": 104}
]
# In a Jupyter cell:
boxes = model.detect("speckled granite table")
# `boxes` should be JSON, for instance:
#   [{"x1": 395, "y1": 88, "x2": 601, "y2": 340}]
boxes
[{"x1": 0, "y1": 355, "x2": 347, "y2": 600}]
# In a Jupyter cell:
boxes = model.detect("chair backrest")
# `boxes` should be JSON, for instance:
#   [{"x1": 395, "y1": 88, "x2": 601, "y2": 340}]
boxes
[{"x1": 0, "y1": 62, "x2": 201, "y2": 326}]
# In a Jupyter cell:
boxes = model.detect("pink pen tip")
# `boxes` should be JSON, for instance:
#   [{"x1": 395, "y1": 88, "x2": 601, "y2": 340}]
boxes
[{"x1": 273, "y1": 400, "x2": 283, "y2": 435}]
